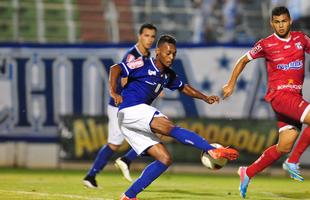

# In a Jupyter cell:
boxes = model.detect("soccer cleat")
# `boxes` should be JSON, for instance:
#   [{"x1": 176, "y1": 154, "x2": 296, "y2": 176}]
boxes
[
  {"x1": 115, "y1": 157, "x2": 133, "y2": 182},
  {"x1": 83, "y1": 175, "x2": 98, "y2": 188},
  {"x1": 120, "y1": 194, "x2": 139, "y2": 200},
  {"x1": 282, "y1": 159, "x2": 304, "y2": 182},
  {"x1": 238, "y1": 166, "x2": 250, "y2": 199},
  {"x1": 208, "y1": 147, "x2": 239, "y2": 160}
]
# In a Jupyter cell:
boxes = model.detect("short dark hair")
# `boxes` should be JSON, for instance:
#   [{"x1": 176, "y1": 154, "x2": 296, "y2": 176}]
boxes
[
  {"x1": 139, "y1": 23, "x2": 157, "y2": 34},
  {"x1": 156, "y1": 34, "x2": 176, "y2": 47},
  {"x1": 271, "y1": 6, "x2": 290, "y2": 19}
]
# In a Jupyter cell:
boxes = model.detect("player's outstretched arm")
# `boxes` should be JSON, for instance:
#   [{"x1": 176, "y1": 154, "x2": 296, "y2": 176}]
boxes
[
  {"x1": 222, "y1": 54, "x2": 250, "y2": 99},
  {"x1": 181, "y1": 84, "x2": 219, "y2": 104},
  {"x1": 109, "y1": 64, "x2": 123, "y2": 106}
]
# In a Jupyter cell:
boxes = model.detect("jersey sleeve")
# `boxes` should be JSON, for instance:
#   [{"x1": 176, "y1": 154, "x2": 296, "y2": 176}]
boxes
[
  {"x1": 119, "y1": 57, "x2": 144, "y2": 78},
  {"x1": 166, "y1": 70, "x2": 184, "y2": 91},
  {"x1": 246, "y1": 39, "x2": 265, "y2": 60},
  {"x1": 304, "y1": 34, "x2": 310, "y2": 54}
]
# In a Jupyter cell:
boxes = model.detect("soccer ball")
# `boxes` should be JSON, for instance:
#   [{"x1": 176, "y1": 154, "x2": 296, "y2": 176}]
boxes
[{"x1": 201, "y1": 143, "x2": 228, "y2": 170}]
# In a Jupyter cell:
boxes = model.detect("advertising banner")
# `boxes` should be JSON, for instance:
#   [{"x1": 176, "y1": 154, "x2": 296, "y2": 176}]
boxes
[
  {"x1": 0, "y1": 44, "x2": 309, "y2": 140},
  {"x1": 0, "y1": 44, "x2": 308, "y2": 165},
  {"x1": 59, "y1": 115, "x2": 278, "y2": 164}
]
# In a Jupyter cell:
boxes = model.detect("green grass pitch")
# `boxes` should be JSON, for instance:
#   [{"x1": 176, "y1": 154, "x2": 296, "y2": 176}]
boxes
[{"x1": 0, "y1": 168, "x2": 310, "y2": 200}]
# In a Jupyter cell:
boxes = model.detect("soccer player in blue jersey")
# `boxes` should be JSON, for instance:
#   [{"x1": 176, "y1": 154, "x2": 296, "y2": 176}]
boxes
[
  {"x1": 109, "y1": 34, "x2": 239, "y2": 200},
  {"x1": 83, "y1": 23, "x2": 157, "y2": 188}
]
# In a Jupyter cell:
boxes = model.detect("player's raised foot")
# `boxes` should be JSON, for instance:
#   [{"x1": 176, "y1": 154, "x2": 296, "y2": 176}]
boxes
[
  {"x1": 120, "y1": 194, "x2": 139, "y2": 200},
  {"x1": 238, "y1": 166, "x2": 250, "y2": 199},
  {"x1": 282, "y1": 159, "x2": 304, "y2": 182},
  {"x1": 208, "y1": 147, "x2": 239, "y2": 160},
  {"x1": 115, "y1": 157, "x2": 133, "y2": 182},
  {"x1": 83, "y1": 175, "x2": 98, "y2": 188}
]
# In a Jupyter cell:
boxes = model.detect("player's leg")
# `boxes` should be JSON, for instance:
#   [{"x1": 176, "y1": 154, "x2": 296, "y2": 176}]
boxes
[
  {"x1": 122, "y1": 143, "x2": 171, "y2": 199},
  {"x1": 286, "y1": 127, "x2": 310, "y2": 164},
  {"x1": 238, "y1": 128, "x2": 298, "y2": 198},
  {"x1": 118, "y1": 104, "x2": 170, "y2": 199},
  {"x1": 283, "y1": 105, "x2": 310, "y2": 181},
  {"x1": 115, "y1": 148, "x2": 138, "y2": 182},
  {"x1": 151, "y1": 116, "x2": 239, "y2": 160},
  {"x1": 84, "y1": 105, "x2": 123, "y2": 188},
  {"x1": 302, "y1": 104, "x2": 310, "y2": 125},
  {"x1": 84, "y1": 143, "x2": 119, "y2": 188}
]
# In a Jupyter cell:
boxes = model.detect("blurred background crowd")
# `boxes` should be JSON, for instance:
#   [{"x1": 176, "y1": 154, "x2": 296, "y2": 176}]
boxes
[{"x1": 0, "y1": 0, "x2": 309, "y2": 44}]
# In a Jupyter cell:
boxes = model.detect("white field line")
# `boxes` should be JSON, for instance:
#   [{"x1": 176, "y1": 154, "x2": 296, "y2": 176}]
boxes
[{"x1": 0, "y1": 189, "x2": 112, "y2": 200}]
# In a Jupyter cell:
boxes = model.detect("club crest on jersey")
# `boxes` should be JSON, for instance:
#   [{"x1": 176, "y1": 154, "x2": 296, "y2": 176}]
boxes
[
  {"x1": 148, "y1": 69, "x2": 157, "y2": 76},
  {"x1": 295, "y1": 42, "x2": 302, "y2": 50},
  {"x1": 127, "y1": 57, "x2": 144, "y2": 69},
  {"x1": 277, "y1": 60, "x2": 303, "y2": 71}
]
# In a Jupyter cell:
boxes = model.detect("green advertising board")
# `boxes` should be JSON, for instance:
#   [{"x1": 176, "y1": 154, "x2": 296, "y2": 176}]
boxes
[{"x1": 59, "y1": 116, "x2": 279, "y2": 165}]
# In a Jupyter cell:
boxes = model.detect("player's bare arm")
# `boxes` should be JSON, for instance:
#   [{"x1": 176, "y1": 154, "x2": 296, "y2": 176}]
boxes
[
  {"x1": 109, "y1": 64, "x2": 123, "y2": 106},
  {"x1": 181, "y1": 84, "x2": 219, "y2": 104},
  {"x1": 222, "y1": 54, "x2": 250, "y2": 99}
]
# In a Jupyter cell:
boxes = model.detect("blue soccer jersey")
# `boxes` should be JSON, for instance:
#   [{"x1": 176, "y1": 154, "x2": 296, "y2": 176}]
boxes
[
  {"x1": 108, "y1": 45, "x2": 150, "y2": 106},
  {"x1": 118, "y1": 57, "x2": 184, "y2": 110}
]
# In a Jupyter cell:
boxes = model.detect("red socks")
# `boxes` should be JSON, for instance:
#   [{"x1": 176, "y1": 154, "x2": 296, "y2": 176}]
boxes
[
  {"x1": 246, "y1": 145, "x2": 282, "y2": 178},
  {"x1": 288, "y1": 127, "x2": 310, "y2": 163}
]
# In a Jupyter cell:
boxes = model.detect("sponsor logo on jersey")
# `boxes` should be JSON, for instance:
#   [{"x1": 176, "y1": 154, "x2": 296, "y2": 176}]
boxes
[
  {"x1": 273, "y1": 57, "x2": 284, "y2": 61},
  {"x1": 295, "y1": 42, "x2": 302, "y2": 50},
  {"x1": 277, "y1": 79, "x2": 303, "y2": 91},
  {"x1": 299, "y1": 100, "x2": 305, "y2": 108},
  {"x1": 276, "y1": 60, "x2": 303, "y2": 70},
  {"x1": 148, "y1": 69, "x2": 157, "y2": 76},
  {"x1": 287, "y1": 79, "x2": 294, "y2": 84},
  {"x1": 284, "y1": 45, "x2": 291, "y2": 49},
  {"x1": 250, "y1": 44, "x2": 262, "y2": 55},
  {"x1": 277, "y1": 84, "x2": 302, "y2": 90},
  {"x1": 267, "y1": 43, "x2": 278, "y2": 47},
  {"x1": 126, "y1": 57, "x2": 144, "y2": 69}
]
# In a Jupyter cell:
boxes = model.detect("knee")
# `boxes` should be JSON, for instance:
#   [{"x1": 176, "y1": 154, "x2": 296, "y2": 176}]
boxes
[
  {"x1": 163, "y1": 123, "x2": 175, "y2": 134},
  {"x1": 276, "y1": 145, "x2": 292, "y2": 154},
  {"x1": 158, "y1": 154, "x2": 173, "y2": 166},
  {"x1": 303, "y1": 112, "x2": 310, "y2": 125},
  {"x1": 108, "y1": 143, "x2": 120, "y2": 151}
]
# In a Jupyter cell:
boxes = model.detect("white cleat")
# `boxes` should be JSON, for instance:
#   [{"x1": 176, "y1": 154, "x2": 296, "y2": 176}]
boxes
[{"x1": 115, "y1": 158, "x2": 133, "y2": 182}]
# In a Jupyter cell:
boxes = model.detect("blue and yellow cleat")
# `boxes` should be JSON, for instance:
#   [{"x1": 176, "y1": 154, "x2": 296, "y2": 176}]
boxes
[
  {"x1": 238, "y1": 166, "x2": 250, "y2": 199},
  {"x1": 282, "y1": 159, "x2": 304, "y2": 182}
]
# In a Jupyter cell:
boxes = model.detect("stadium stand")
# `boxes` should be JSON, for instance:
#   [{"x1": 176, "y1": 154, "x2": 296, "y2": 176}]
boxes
[
  {"x1": 0, "y1": 0, "x2": 309, "y2": 43},
  {"x1": 77, "y1": 0, "x2": 107, "y2": 42}
]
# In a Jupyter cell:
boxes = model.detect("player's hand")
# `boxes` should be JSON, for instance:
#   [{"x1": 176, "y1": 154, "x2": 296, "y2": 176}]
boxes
[
  {"x1": 204, "y1": 95, "x2": 220, "y2": 104},
  {"x1": 111, "y1": 92, "x2": 123, "y2": 106},
  {"x1": 222, "y1": 84, "x2": 234, "y2": 99}
]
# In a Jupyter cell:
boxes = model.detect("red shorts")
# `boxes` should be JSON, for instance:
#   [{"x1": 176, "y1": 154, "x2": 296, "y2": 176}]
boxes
[{"x1": 270, "y1": 91, "x2": 310, "y2": 132}]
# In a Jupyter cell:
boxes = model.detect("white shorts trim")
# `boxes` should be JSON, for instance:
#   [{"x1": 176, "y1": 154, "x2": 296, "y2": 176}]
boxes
[
  {"x1": 107, "y1": 104, "x2": 124, "y2": 145},
  {"x1": 300, "y1": 104, "x2": 310, "y2": 123},
  {"x1": 118, "y1": 104, "x2": 164, "y2": 154},
  {"x1": 279, "y1": 125, "x2": 298, "y2": 133}
]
